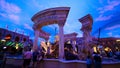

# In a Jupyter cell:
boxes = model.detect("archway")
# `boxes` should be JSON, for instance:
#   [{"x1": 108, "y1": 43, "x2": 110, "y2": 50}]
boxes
[{"x1": 31, "y1": 7, "x2": 70, "y2": 59}]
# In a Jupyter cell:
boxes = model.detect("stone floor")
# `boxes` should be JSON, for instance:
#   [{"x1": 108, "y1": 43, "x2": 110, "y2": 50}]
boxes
[
  {"x1": 5, "y1": 64, "x2": 22, "y2": 68},
  {"x1": 2, "y1": 56, "x2": 120, "y2": 68}
]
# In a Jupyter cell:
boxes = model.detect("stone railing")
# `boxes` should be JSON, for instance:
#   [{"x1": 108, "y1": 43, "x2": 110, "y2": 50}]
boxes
[
  {"x1": 38, "y1": 59, "x2": 120, "y2": 68},
  {"x1": 5, "y1": 58, "x2": 120, "y2": 68}
]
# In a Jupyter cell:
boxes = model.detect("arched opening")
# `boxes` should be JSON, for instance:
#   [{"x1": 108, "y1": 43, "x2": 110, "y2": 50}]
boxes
[
  {"x1": 15, "y1": 36, "x2": 20, "y2": 42},
  {"x1": 5, "y1": 34, "x2": 12, "y2": 40},
  {"x1": 23, "y1": 38, "x2": 26, "y2": 42}
]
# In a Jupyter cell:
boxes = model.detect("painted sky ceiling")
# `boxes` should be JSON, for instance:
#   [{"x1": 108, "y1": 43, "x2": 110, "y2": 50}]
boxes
[{"x1": 0, "y1": 0, "x2": 120, "y2": 42}]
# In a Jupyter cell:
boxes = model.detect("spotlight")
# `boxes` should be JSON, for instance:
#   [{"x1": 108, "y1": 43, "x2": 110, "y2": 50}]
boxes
[{"x1": 3, "y1": 46, "x2": 7, "y2": 49}]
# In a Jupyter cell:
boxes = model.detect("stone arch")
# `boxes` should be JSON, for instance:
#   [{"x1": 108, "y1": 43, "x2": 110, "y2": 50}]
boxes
[{"x1": 31, "y1": 7, "x2": 70, "y2": 59}]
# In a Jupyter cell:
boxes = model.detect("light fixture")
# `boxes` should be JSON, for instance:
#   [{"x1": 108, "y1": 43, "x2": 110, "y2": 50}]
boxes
[
  {"x1": 3, "y1": 46, "x2": 7, "y2": 49},
  {"x1": 1, "y1": 39, "x2": 6, "y2": 42},
  {"x1": 116, "y1": 39, "x2": 120, "y2": 42},
  {"x1": 15, "y1": 43, "x2": 19, "y2": 49}
]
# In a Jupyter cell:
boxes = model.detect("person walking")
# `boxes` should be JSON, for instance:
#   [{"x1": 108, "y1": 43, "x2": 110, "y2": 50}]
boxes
[
  {"x1": 32, "y1": 50, "x2": 39, "y2": 68},
  {"x1": 22, "y1": 49, "x2": 32, "y2": 68},
  {"x1": 93, "y1": 53, "x2": 102, "y2": 68},
  {"x1": 86, "y1": 55, "x2": 92, "y2": 68}
]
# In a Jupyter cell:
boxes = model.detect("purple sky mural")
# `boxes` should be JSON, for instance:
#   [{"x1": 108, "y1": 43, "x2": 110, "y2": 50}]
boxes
[{"x1": 0, "y1": 0, "x2": 120, "y2": 43}]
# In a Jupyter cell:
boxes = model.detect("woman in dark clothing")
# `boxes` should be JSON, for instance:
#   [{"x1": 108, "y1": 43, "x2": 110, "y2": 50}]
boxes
[
  {"x1": 22, "y1": 49, "x2": 32, "y2": 68},
  {"x1": 94, "y1": 53, "x2": 102, "y2": 68},
  {"x1": 86, "y1": 56, "x2": 92, "y2": 68},
  {"x1": 32, "y1": 50, "x2": 39, "y2": 68}
]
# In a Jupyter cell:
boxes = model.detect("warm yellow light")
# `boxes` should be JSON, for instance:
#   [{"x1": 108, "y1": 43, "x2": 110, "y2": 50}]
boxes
[
  {"x1": 93, "y1": 46, "x2": 97, "y2": 53},
  {"x1": 5, "y1": 36, "x2": 11, "y2": 39},
  {"x1": 67, "y1": 40, "x2": 71, "y2": 44},
  {"x1": 1, "y1": 39, "x2": 6, "y2": 42},
  {"x1": 116, "y1": 39, "x2": 120, "y2": 42},
  {"x1": 104, "y1": 47, "x2": 109, "y2": 51},
  {"x1": 15, "y1": 44, "x2": 19, "y2": 49}
]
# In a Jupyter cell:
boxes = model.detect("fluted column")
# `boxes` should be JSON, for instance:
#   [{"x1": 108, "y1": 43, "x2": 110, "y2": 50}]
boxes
[
  {"x1": 58, "y1": 23, "x2": 64, "y2": 59},
  {"x1": 33, "y1": 30, "x2": 39, "y2": 51}
]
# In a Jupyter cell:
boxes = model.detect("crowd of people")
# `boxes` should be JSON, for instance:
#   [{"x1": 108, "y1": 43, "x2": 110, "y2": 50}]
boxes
[
  {"x1": 86, "y1": 52, "x2": 102, "y2": 68},
  {"x1": 85, "y1": 48, "x2": 120, "y2": 68},
  {"x1": 22, "y1": 47, "x2": 43, "y2": 68}
]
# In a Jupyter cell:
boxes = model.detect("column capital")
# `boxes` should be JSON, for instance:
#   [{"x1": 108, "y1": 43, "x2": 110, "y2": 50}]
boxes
[
  {"x1": 33, "y1": 24, "x2": 42, "y2": 30},
  {"x1": 58, "y1": 21, "x2": 65, "y2": 27},
  {"x1": 79, "y1": 14, "x2": 93, "y2": 24}
]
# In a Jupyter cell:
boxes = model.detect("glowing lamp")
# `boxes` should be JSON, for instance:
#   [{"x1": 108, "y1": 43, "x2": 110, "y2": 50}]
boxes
[
  {"x1": 1, "y1": 39, "x2": 6, "y2": 42},
  {"x1": 93, "y1": 46, "x2": 97, "y2": 53},
  {"x1": 104, "y1": 47, "x2": 109, "y2": 51},
  {"x1": 116, "y1": 39, "x2": 120, "y2": 42},
  {"x1": 3, "y1": 46, "x2": 7, "y2": 49},
  {"x1": 15, "y1": 44, "x2": 19, "y2": 49},
  {"x1": 5, "y1": 36, "x2": 11, "y2": 40},
  {"x1": 67, "y1": 40, "x2": 71, "y2": 44}
]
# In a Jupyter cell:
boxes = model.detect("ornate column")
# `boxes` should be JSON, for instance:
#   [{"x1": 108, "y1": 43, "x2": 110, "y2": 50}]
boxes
[
  {"x1": 79, "y1": 14, "x2": 93, "y2": 54},
  {"x1": 33, "y1": 30, "x2": 39, "y2": 51},
  {"x1": 58, "y1": 22, "x2": 64, "y2": 59}
]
